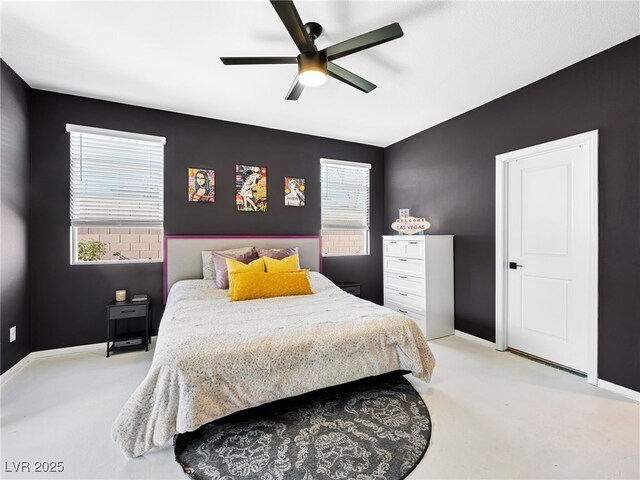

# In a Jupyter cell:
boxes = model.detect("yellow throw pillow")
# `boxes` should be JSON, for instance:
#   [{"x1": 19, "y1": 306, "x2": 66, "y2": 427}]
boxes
[
  {"x1": 229, "y1": 271, "x2": 313, "y2": 301},
  {"x1": 226, "y1": 257, "x2": 266, "y2": 296},
  {"x1": 263, "y1": 254, "x2": 301, "y2": 273}
]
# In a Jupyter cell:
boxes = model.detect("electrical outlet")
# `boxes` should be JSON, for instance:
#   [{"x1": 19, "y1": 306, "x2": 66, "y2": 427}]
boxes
[{"x1": 9, "y1": 326, "x2": 16, "y2": 343}]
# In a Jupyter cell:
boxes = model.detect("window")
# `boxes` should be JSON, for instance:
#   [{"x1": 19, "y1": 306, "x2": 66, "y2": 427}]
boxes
[
  {"x1": 67, "y1": 124, "x2": 165, "y2": 264},
  {"x1": 320, "y1": 158, "x2": 371, "y2": 256}
]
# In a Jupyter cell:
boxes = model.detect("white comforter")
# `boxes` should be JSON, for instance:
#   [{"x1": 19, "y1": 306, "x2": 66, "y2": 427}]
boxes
[{"x1": 111, "y1": 273, "x2": 435, "y2": 457}]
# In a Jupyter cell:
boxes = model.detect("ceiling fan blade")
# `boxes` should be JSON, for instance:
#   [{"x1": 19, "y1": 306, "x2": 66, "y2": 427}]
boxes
[
  {"x1": 220, "y1": 57, "x2": 297, "y2": 65},
  {"x1": 285, "y1": 76, "x2": 304, "y2": 100},
  {"x1": 270, "y1": 0, "x2": 315, "y2": 53},
  {"x1": 321, "y1": 23, "x2": 403, "y2": 61},
  {"x1": 326, "y1": 62, "x2": 377, "y2": 93}
]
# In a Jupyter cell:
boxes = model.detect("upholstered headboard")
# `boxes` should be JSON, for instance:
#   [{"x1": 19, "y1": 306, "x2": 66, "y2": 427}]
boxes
[{"x1": 163, "y1": 235, "x2": 322, "y2": 301}]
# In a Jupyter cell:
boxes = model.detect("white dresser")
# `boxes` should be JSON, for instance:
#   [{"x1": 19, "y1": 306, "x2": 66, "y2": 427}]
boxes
[{"x1": 382, "y1": 235, "x2": 455, "y2": 340}]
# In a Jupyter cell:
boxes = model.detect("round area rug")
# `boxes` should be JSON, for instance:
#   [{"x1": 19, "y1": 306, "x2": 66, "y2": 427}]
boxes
[{"x1": 174, "y1": 372, "x2": 431, "y2": 480}]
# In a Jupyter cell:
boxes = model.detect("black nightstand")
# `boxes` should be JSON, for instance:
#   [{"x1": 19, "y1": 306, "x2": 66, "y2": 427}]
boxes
[
  {"x1": 106, "y1": 300, "x2": 151, "y2": 357},
  {"x1": 335, "y1": 282, "x2": 361, "y2": 298}
]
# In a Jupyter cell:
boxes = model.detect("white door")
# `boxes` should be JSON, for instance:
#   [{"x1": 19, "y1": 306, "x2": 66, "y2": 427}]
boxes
[{"x1": 506, "y1": 139, "x2": 594, "y2": 373}]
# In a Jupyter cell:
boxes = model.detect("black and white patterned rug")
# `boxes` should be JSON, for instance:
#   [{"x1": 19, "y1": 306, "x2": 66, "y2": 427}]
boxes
[{"x1": 174, "y1": 372, "x2": 431, "y2": 480}]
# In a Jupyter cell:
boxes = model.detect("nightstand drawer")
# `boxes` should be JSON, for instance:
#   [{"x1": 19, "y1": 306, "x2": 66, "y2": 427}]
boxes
[
  {"x1": 109, "y1": 304, "x2": 146, "y2": 319},
  {"x1": 342, "y1": 286, "x2": 361, "y2": 296}
]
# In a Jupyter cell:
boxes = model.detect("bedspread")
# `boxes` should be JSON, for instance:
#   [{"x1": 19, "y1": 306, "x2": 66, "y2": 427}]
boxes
[{"x1": 111, "y1": 273, "x2": 435, "y2": 457}]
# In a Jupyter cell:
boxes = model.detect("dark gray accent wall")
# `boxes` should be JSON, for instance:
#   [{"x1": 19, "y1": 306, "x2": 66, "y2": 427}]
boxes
[
  {"x1": 384, "y1": 37, "x2": 640, "y2": 391},
  {"x1": 28, "y1": 91, "x2": 384, "y2": 352},
  {"x1": 1, "y1": 60, "x2": 31, "y2": 373}
]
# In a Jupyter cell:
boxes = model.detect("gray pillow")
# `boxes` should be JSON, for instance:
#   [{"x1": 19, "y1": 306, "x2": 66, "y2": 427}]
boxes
[
  {"x1": 256, "y1": 247, "x2": 299, "y2": 260},
  {"x1": 201, "y1": 247, "x2": 256, "y2": 281},
  {"x1": 212, "y1": 248, "x2": 259, "y2": 289}
]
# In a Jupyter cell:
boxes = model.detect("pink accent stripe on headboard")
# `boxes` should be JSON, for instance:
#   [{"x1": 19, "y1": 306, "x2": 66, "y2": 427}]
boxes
[{"x1": 163, "y1": 234, "x2": 323, "y2": 302}]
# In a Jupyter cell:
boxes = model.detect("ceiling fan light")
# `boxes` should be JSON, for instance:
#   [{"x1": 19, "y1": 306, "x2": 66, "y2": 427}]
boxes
[{"x1": 299, "y1": 69, "x2": 327, "y2": 87}]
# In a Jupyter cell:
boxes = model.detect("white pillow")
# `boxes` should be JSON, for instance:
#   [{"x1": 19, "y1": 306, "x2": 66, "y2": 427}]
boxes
[
  {"x1": 201, "y1": 251, "x2": 216, "y2": 280},
  {"x1": 201, "y1": 247, "x2": 255, "y2": 280}
]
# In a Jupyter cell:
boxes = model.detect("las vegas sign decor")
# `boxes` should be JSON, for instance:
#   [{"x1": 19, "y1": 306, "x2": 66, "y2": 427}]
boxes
[{"x1": 391, "y1": 216, "x2": 431, "y2": 235}]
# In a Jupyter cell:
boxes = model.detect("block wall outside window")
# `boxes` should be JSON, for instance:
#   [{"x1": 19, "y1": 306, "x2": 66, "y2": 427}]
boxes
[
  {"x1": 321, "y1": 230, "x2": 368, "y2": 256},
  {"x1": 75, "y1": 227, "x2": 162, "y2": 262}
]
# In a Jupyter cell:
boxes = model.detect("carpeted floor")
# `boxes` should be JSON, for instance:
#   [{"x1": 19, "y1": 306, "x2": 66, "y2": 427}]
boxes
[
  {"x1": 2, "y1": 335, "x2": 638, "y2": 479},
  {"x1": 174, "y1": 372, "x2": 431, "y2": 480}
]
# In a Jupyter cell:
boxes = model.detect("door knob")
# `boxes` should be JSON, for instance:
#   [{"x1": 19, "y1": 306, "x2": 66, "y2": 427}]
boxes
[{"x1": 509, "y1": 262, "x2": 524, "y2": 269}]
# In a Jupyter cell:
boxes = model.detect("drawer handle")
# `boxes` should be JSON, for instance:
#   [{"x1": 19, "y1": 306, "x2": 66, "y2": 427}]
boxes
[
  {"x1": 120, "y1": 309, "x2": 137, "y2": 313},
  {"x1": 398, "y1": 276, "x2": 407, "y2": 279},
  {"x1": 389, "y1": 241, "x2": 397, "y2": 244},
  {"x1": 399, "y1": 309, "x2": 408, "y2": 314},
  {"x1": 399, "y1": 292, "x2": 408, "y2": 296},
  {"x1": 398, "y1": 258, "x2": 407, "y2": 262},
  {"x1": 409, "y1": 242, "x2": 418, "y2": 244}
]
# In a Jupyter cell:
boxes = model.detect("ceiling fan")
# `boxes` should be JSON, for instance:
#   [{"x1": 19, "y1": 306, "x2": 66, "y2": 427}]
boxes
[{"x1": 220, "y1": 0, "x2": 404, "y2": 100}]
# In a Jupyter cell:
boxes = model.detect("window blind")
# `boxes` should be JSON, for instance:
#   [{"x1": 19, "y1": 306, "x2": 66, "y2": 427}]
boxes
[
  {"x1": 320, "y1": 158, "x2": 371, "y2": 230},
  {"x1": 67, "y1": 125, "x2": 165, "y2": 227}
]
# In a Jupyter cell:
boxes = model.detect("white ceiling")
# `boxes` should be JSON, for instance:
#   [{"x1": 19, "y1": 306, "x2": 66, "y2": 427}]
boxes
[{"x1": 2, "y1": 1, "x2": 638, "y2": 147}]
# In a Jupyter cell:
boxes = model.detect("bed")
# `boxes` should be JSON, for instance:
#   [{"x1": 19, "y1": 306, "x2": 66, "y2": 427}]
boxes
[{"x1": 111, "y1": 236, "x2": 436, "y2": 458}]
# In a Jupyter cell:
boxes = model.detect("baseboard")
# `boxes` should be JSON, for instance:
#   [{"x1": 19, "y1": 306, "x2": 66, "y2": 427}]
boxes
[
  {"x1": 0, "y1": 354, "x2": 34, "y2": 387},
  {"x1": 597, "y1": 379, "x2": 640, "y2": 403},
  {"x1": 30, "y1": 341, "x2": 108, "y2": 359},
  {"x1": 1, "y1": 337, "x2": 157, "y2": 386},
  {"x1": 454, "y1": 330, "x2": 496, "y2": 348},
  {"x1": 451, "y1": 334, "x2": 637, "y2": 402}
]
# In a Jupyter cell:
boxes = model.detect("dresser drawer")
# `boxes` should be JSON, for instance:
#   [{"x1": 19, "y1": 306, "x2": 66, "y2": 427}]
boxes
[
  {"x1": 383, "y1": 239, "x2": 425, "y2": 259},
  {"x1": 384, "y1": 273, "x2": 425, "y2": 296},
  {"x1": 404, "y1": 240, "x2": 425, "y2": 259},
  {"x1": 385, "y1": 300, "x2": 426, "y2": 334},
  {"x1": 385, "y1": 289, "x2": 425, "y2": 312},
  {"x1": 383, "y1": 240, "x2": 405, "y2": 257},
  {"x1": 109, "y1": 304, "x2": 147, "y2": 319},
  {"x1": 384, "y1": 256, "x2": 424, "y2": 277}
]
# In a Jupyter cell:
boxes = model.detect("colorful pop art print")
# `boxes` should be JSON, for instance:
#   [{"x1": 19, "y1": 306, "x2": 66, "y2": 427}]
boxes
[
  {"x1": 284, "y1": 177, "x2": 305, "y2": 207},
  {"x1": 236, "y1": 165, "x2": 267, "y2": 212},
  {"x1": 188, "y1": 168, "x2": 215, "y2": 203}
]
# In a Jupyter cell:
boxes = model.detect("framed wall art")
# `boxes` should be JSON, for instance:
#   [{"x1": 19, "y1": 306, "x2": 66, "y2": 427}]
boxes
[
  {"x1": 188, "y1": 168, "x2": 215, "y2": 202},
  {"x1": 235, "y1": 165, "x2": 267, "y2": 212},
  {"x1": 284, "y1": 177, "x2": 305, "y2": 207}
]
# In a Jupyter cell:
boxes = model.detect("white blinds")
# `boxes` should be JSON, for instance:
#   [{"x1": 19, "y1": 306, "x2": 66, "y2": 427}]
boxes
[
  {"x1": 67, "y1": 125, "x2": 165, "y2": 227},
  {"x1": 321, "y1": 158, "x2": 371, "y2": 230}
]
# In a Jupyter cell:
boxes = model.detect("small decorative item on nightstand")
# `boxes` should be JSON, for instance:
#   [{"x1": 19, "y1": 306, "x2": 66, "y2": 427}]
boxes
[
  {"x1": 106, "y1": 299, "x2": 151, "y2": 357},
  {"x1": 335, "y1": 281, "x2": 361, "y2": 298}
]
